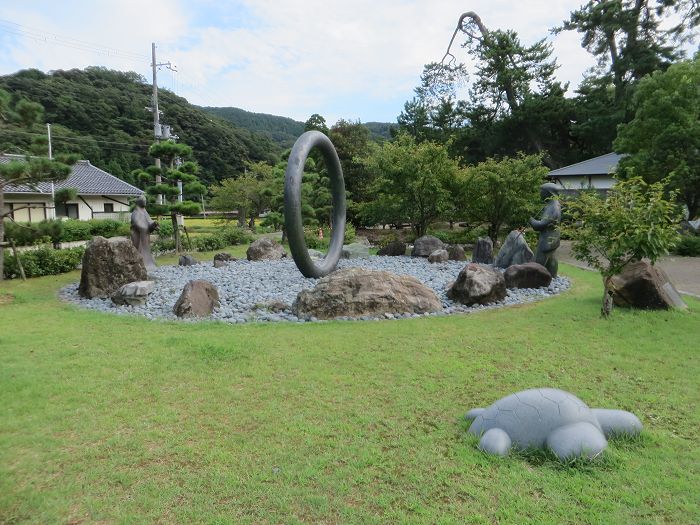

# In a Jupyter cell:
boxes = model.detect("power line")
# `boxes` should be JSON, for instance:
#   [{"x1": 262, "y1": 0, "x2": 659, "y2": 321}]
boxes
[{"x1": 0, "y1": 128, "x2": 150, "y2": 148}]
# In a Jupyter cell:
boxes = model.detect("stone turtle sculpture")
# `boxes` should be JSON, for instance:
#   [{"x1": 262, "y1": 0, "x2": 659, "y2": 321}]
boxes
[{"x1": 465, "y1": 388, "x2": 642, "y2": 461}]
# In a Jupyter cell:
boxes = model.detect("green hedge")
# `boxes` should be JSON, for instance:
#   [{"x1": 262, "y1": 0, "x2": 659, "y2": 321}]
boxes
[
  {"x1": 155, "y1": 225, "x2": 254, "y2": 254},
  {"x1": 3, "y1": 246, "x2": 84, "y2": 279},
  {"x1": 4, "y1": 219, "x2": 129, "y2": 246},
  {"x1": 673, "y1": 235, "x2": 700, "y2": 256}
]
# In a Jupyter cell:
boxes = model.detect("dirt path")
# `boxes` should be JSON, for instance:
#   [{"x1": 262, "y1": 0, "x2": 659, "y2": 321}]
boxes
[{"x1": 558, "y1": 241, "x2": 700, "y2": 297}]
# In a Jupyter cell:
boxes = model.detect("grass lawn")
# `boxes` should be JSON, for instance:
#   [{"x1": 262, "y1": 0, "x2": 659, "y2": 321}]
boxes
[{"x1": 0, "y1": 263, "x2": 698, "y2": 524}]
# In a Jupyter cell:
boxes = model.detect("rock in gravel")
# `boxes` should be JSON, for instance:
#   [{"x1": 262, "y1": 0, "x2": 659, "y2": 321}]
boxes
[
  {"x1": 341, "y1": 243, "x2": 370, "y2": 259},
  {"x1": 213, "y1": 252, "x2": 236, "y2": 268},
  {"x1": 260, "y1": 300, "x2": 288, "y2": 312},
  {"x1": 79, "y1": 236, "x2": 147, "y2": 298},
  {"x1": 504, "y1": 262, "x2": 552, "y2": 289},
  {"x1": 448, "y1": 245, "x2": 467, "y2": 261},
  {"x1": 247, "y1": 238, "x2": 286, "y2": 261},
  {"x1": 472, "y1": 237, "x2": 494, "y2": 264},
  {"x1": 494, "y1": 230, "x2": 534, "y2": 268},
  {"x1": 447, "y1": 263, "x2": 506, "y2": 306},
  {"x1": 411, "y1": 235, "x2": 445, "y2": 257},
  {"x1": 111, "y1": 280, "x2": 155, "y2": 306},
  {"x1": 428, "y1": 249, "x2": 449, "y2": 263},
  {"x1": 378, "y1": 240, "x2": 407, "y2": 256},
  {"x1": 308, "y1": 249, "x2": 325, "y2": 259},
  {"x1": 179, "y1": 254, "x2": 198, "y2": 266},
  {"x1": 173, "y1": 279, "x2": 220, "y2": 318},
  {"x1": 610, "y1": 261, "x2": 686, "y2": 310},
  {"x1": 292, "y1": 268, "x2": 442, "y2": 319}
]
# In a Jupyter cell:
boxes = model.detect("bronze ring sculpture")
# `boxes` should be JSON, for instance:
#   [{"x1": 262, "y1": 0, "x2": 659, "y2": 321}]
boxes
[{"x1": 284, "y1": 131, "x2": 346, "y2": 278}]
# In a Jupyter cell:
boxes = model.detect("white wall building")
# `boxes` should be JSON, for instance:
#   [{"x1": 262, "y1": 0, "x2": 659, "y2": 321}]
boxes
[{"x1": 547, "y1": 153, "x2": 624, "y2": 193}]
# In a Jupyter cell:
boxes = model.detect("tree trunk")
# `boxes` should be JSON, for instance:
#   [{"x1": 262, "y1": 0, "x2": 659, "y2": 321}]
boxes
[
  {"x1": 248, "y1": 215, "x2": 255, "y2": 230},
  {"x1": 237, "y1": 208, "x2": 246, "y2": 228},
  {"x1": 171, "y1": 213, "x2": 181, "y2": 254},
  {"x1": 601, "y1": 276, "x2": 614, "y2": 318}
]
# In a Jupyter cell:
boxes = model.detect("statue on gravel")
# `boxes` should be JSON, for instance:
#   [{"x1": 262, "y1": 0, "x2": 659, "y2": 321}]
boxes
[
  {"x1": 529, "y1": 183, "x2": 561, "y2": 278},
  {"x1": 130, "y1": 195, "x2": 159, "y2": 271},
  {"x1": 465, "y1": 388, "x2": 642, "y2": 462}
]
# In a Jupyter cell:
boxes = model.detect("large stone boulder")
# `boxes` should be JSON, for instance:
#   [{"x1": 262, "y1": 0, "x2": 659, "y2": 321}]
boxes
[
  {"x1": 447, "y1": 244, "x2": 467, "y2": 261},
  {"x1": 428, "y1": 249, "x2": 449, "y2": 263},
  {"x1": 173, "y1": 280, "x2": 220, "y2": 318},
  {"x1": 447, "y1": 263, "x2": 507, "y2": 306},
  {"x1": 79, "y1": 236, "x2": 148, "y2": 299},
  {"x1": 472, "y1": 237, "x2": 494, "y2": 264},
  {"x1": 341, "y1": 242, "x2": 370, "y2": 259},
  {"x1": 292, "y1": 268, "x2": 442, "y2": 319},
  {"x1": 610, "y1": 261, "x2": 687, "y2": 310},
  {"x1": 246, "y1": 238, "x2": 286, "y2": 261},
  {"x1": 213, "y1": 252, "x2": 236, "y2": 268},
  {"x1": 504, "y1": 262, "x2": 552, "y2": 289},
  {"x1": 495, "y1": 230, "x2": 534, "y2": 268},
  {"x1": 378, "y1": 240, "x2": 407, "y2": 256},
  {"x1": 179, "y1": 254, "x2": 198, "y2": 266},
  {"x1": 411, "y1": 235, "x2": 444, "y2": 257},
  {"x1": 111, "y1": 280, "x2": 155, "y2": 306}
]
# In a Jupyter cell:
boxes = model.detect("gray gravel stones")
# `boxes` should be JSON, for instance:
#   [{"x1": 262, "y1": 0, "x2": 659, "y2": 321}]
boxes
[{"x1": 60, "y1": 256, "x2": 570, "y2": 324}]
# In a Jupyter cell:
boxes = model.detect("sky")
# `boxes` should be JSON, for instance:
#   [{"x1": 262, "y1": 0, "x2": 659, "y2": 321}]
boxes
[{"x1": 0, "y1": 0, "x2": 620, "y2": 125}]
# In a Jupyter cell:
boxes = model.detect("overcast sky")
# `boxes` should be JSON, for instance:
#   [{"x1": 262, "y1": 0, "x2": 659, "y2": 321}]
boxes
[{"x1": 1, "y1": 1, "x2": 607, "y2": 124}]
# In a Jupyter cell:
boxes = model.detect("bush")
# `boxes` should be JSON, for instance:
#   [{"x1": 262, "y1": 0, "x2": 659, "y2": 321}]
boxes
[
  {"x1": 87, "y1": 219, "x2": 130, "y2": 238},
  {"x1": 158, "y1": 221, "x2": 174, "y2": 239},
  {"x1": 190, "y1": 234, "x2": 228, "y2": 252},
  {"x1": 152, "y1": 238, "x2": 175, "y2": 254},
  {"x1": 220, "y1": 225, "x2": 253, "y2": 246},
  {"x1": 60, "y1": 220, "x2": 92, "y2": 242},
  {"x1": 3, "y1": 246, "x2": 84, "y2": 279},
  {"x1": 673, "y1": 235, "x2": 700, "y2": 256}
]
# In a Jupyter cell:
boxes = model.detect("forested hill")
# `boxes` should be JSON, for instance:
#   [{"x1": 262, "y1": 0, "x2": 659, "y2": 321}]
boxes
[
  {"x1": 0, "y1": 67, "x2": 280, "y2": 185},
  {"x1": 201, "y1": 106, "x2": 396, "y2": 147}
]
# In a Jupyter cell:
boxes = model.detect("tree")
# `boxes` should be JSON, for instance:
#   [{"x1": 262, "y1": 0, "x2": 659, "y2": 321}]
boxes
[
  {"x1": 461, "y1": 154, "x2": 548, "y2": 242},
  {"x1": 304, "y1": 114, "x2": 329, "y2": 135},
  {"x1": 133, "y1": 140, "x2": 205, "y2": 253},
  {"x1": 614, "y1": 57, "x2": 700, "y2": 218},
  {"x1": 329, "y1": 119, "x2": 373, "y2": 221},
  {"x1": 210, "y1": 162, "x2": 274, "y2": 228},
  {"x1": 360, "y1": 134, "x2": 458, "y2": 236},
  {"x1": 566, "y1": 177, "x2": 681, "y2": 316}
]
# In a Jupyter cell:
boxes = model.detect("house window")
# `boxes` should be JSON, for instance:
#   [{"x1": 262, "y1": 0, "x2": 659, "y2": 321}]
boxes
[
  {"x1": 56, "y1": 203, "x2": 79, "y2": 219},
  {"x1": 103, "y1": 203, "x2": 114, "y2": 213}
]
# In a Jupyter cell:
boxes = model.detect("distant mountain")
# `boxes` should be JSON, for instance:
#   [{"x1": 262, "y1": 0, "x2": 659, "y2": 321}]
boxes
[
  {"x1": 200, "y1": 106, "x2": 305, "y2": 149},
  {"x1": 201, "y1": 106, "x2": 396, "y2": 147}
]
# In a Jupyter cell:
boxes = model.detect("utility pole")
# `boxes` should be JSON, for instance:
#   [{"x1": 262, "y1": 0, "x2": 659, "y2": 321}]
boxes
[
  {"x1": 48, "y1": 123, "x2": 56, "y2": 219},
  {"x1": 149, "y1": 43, "x2": 177, "y2": 204}
]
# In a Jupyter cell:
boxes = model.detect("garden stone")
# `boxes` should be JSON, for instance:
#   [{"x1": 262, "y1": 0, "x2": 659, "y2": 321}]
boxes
[
  {"x1": 78, "y1": 236, "x2": 147, "y2": 299},
  {"x1": 292, "y1": 267, "x2": 442, "y2": 319},
  {"x1": 411, "y1": 235, "x2": 444, "y2": 257},
  {"x1": 495, "y1": 230, "x2": 534, "y2": 268},
  {"x1": 447, "y1": 263, "x2": 506, "y2": 306},
  {"x1": 179, "y1": 254, "x2": 198, "y2": 266},
  {"x1": 341, "y1": 243, "x2": 370, "y2": 259},
  {"x1": 173, "y1": 280, "x2": 220, "y2": 318},
  {"x1": 428, "y1": 249, "x2": 449, "y2": 263},
  {"x1": 111, "y1": 280, "x2": 155, "y2": 306},
  {"x1": 247, "y1": 238, "x2": 286, "y2": 261},
  {"x1": 504, "y1": 262, "x2": 552, "y2": 289},
  {"x1": 378, "y1": 240, "x2": 407, "y2": 256},
  {"x1": 472, "y1": 237, "x2": 494, "y2": 264},
  {"x1": 447, "y1": 244, "x2": 467, "y2": 261},
  {"x1": 213, "y1": 253, "x2": 236, "y2": 268},
  {"x1": 610, "y1": 261, "x2": 686, "y2": 310},
  {"x1": 308, "y1": 249, "x2": 325, "y2": 259},
  {"x1": 465, "y1": 388, "x2": 643, "y2": 461}
]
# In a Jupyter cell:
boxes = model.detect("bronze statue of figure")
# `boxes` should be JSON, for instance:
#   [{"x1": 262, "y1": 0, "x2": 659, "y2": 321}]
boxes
[
  {"x1": 131, "y1": 195, "x2": 159, "y2": 271},
  {"x1": 529, "y1": 183, "x2": 561, "y2": 278}
]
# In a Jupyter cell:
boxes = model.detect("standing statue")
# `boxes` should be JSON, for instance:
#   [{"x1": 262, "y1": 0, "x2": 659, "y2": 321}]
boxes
[
  {"x1": 131, "y1": 195, "x2": 159, "y2": 271},
  {"x1": 529, "y1": 183, "x2": 561, "y2": 278}
]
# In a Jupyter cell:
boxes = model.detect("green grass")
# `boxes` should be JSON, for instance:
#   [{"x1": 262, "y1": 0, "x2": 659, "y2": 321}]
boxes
[{"x1": 0, "y1": 265, "x2": 698, "y2": 524}]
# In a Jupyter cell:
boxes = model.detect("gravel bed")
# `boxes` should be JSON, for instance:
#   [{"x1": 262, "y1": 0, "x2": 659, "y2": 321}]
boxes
[{"x1": 60, "y1": 256, "x2": 570, "y2": 324}]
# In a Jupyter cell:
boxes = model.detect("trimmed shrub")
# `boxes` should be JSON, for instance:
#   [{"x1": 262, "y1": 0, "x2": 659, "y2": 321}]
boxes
[
  {"x1": 191, "y1": 234, "x2": 228, "y2": 252},
  {"x1": 3, "y1": 246, "x2": 84, "y2": 279},
  {"x1": 673, "y1": 235, "x2": 700, "y2": 256},
  {"x1": 220, "y1": 225, "x2": 253, "y2": 246},
  {"x1": 60, "y1": 220, "x2": 92, "y2": 242},
  {"x1": 87, "y1": 219, "x2": 130, "y2": 238}
]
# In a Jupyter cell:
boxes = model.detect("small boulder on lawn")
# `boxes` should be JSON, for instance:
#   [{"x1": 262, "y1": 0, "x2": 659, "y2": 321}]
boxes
[
  {"x1": 173, "y1": 280, "x2": 220, "y2": 318},
  {"x1": 111, "y1": 280, "x2": 155, "y2": 306},
  {"x1": 179, "y1": 254, "x2": 198, "y2": 266},
  {"x1": 378, "y1": 240, "x2": 407, "y2": 256},
  {"x1": 293, "y1": 268, "x2": 442, "y2": 319},
  {"x1": 428, "y1": 249, "x2": 449, "y2": 263},
  {"x1": 79, "y1": 236, "x2": 147, "y2": 299},
  {"x1": 246, "y1": 238, "x2": 286, "y2": 261},
  {"x1": 504, "y1": 262, "x2": 552, "y2": 289},
  {"x1": 341, "y1": 243, "x2": 370, "y2": 259},
  {"x1": 411, "y1": 235, "x2": 444, "y2": 257},
  {"x1": 472, "y1": 237, "x2": 494, "y2": 264},
  {"x1": 610, "y1": 260, "x2": 687, "y2": 310},
  {"x1": 447, "y1": 263, "x2": 507, "y2": 306},
  {"x1": 213, "y1": 252, "x2": 236, "y2": 268}
]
